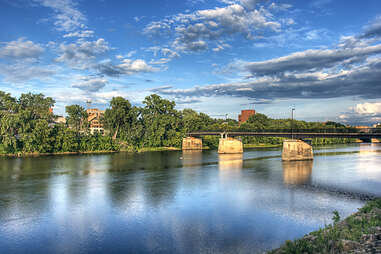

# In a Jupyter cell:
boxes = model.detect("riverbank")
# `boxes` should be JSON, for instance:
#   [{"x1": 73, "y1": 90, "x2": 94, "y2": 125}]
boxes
[
  {"x1": 244, "y1": 143, "x2": 281, "y2": 148},
  {"x1": 268, "y1": 199, "x2": 381, "y2": 254},
  {"x1": 0, "y1": 150, "x2": 119, "y2": 157}
]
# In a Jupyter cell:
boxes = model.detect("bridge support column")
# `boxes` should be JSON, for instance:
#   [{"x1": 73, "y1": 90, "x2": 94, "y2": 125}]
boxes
[
  {"x1": 218, "y1": 136, "x2": 243, "y2": 154},
  {"x1": 182, "y1": 137, "x2": 203, "y2": 150},
  {"x1": 282, "y1": 140, "x2": 313, "y2": 161}
]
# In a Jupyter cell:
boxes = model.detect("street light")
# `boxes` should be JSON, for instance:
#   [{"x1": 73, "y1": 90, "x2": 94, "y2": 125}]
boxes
[{"x1": 291, "y1": 107, "x2": 295, "y2": 140}]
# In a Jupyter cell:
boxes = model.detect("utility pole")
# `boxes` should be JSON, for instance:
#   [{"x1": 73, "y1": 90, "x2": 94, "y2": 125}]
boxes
[{"x1": 291, "y1": 107, "x2": 295, "y2": 140}]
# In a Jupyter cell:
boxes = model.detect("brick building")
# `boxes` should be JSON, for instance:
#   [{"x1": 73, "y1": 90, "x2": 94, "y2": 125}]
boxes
[
  {"x1": 87, "y1": 108, "x2": 105, "y2": 134},
  {"x1": 238, "y1": 109, "x2": 256, "y2": 124}
]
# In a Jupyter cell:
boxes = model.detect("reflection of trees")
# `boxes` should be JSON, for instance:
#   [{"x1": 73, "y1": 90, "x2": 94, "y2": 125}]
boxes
[
  {"x1": 282, "y1": 160, "x2": 313, "y2": 185},
  {"x1": 0, "y1": 157, "x2": 53, "y2": 220},
  {"x1": 107, "y1": 152, "x2": 180, "y2": 208}
]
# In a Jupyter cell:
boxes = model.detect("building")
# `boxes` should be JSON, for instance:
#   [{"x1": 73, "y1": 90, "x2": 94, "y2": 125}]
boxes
[
  {"x1": 87, "y1": 108, "x2": 105, "y2": 134},
  {"x1": 238, "y1": 109, "x2": 256, "y2": 124},
  {"x1": 54, "y1": 116, "x2": 66, "y2": 124}
]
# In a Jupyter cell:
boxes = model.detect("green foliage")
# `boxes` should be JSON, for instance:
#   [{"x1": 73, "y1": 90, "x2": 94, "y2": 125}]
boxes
[
  {"x1": 0, "y1": 89, "x2": 358, "y2": 155},
  {"x1": 332, "y1": 210, "x2": 341, "y2": 224},
  {"x1": 0, "y1": 91, "x2": 118, "y2": 155},
  {"x1": 140, "y1": 94, "x2": 181, "y2": 148},
  {"x1": 268, "y1": 199, "x2": 381, "y2": 254},
  {"x1": 65, "y1": 104, "x2": 88, "y2": 132}
]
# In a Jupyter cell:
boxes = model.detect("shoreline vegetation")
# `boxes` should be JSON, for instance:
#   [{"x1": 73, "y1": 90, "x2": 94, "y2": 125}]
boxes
[
  {"x1": 1, "y1": 91, "x2": 362, "y2": 157},
  {"x1": 267, "y1": 199, "x2": 381, "y2": 254}
]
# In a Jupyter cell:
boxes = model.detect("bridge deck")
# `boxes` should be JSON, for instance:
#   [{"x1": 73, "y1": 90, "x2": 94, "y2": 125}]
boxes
[{"x1": 188, "y1": 131, "x2": 381, "y2": 139}]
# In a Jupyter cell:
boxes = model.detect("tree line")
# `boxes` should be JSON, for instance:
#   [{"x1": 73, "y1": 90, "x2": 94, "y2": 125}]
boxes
[{"x1": 0, "y1": 90, "x2": 355, "y2": 155}]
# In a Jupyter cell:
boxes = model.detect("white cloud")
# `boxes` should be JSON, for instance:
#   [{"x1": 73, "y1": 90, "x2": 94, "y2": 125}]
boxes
[
  {"x1": 72, "y1": 76, "x2": 108, "y2": 92},
  {"x1": 34, "y1": 0, "x2": 86, "y2": 32},
  {"x1": 355, "y1": 102, "x2": 381, "y2": 115},
  {"x1": 63, "y1": 30, "x2": 94, "y2": 38},
  {"x1": 0, "y1": 63, "x2": 55, "y2": 83},
  {"x1": 97, "y1": 58, "x2": 159, "y2": 77},
  {"x1": 0, "y1": 38, "x2": 44, "y2": 59},
  {"x1": 144, "y1": 1, "x2": 284, "y2": 52},
  {"x1": 118, "y1": 59, "x2": 158, "y2": 74},
  {"x1": 56, "y1": 38, "x2": 110, "y2": 69}
]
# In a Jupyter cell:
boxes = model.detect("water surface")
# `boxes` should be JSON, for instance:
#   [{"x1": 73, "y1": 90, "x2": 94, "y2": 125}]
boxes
[{"x1": 0, "y1": 143, "x2": 380, "y2": 253}]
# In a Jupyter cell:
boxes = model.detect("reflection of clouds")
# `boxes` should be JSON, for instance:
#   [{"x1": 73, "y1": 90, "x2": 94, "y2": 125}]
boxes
[
  {"x1": 283, "y1": 160, "x2": 313, "y2": 185},
  {"x1": 355, "y1": 146, "x2": 381, "y2": 181}
]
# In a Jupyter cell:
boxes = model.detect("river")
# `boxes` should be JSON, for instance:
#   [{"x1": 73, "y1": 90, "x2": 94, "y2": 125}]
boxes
[{"x1": 0, "y1": 143, "x2": 380, "y2": 253}]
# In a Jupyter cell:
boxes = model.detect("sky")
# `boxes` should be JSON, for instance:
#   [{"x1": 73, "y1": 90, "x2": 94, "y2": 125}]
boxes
[{"x1": 1, "y1": 0, "x2": 381, "y2": 125}]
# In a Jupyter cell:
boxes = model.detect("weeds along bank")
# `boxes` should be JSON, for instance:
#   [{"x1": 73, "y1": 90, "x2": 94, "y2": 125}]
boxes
[
  {"x1": 0, "y1": 90, "x2": 359, "y2": 155},
  {"x1": 268, "y1": 199, "x2": 381, "y2": 254}
]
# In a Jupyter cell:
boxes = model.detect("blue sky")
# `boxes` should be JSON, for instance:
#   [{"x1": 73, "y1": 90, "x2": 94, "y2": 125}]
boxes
[{"x1": 1, "y1": 0, "x2": 381, "y2": 125}]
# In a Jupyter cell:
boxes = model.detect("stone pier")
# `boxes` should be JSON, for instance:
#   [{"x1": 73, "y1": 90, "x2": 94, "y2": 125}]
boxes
[
  {"x1": 282, "y1": 139, "x2": 313, "y2": 161},
  {"x1": 218, "y1": 137, "x2": 243, "y2": 154},
  {"x1": 182, "y1": 137, "x2": 203, "y2": 150}
]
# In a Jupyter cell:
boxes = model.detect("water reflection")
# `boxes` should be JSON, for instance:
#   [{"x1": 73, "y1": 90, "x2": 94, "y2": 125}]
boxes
[
  {"x1": 218, "y1": 154, "x2": 243, "y2": 170},
  {"x1": 282, "y1": 160, "x2": 313, "y2": 185},
  {"x1": 1, "y1": 145, "x2": 381, "y2": 253},
  {"x1": 182, "y1": 150, "x2": 203, "y2": 168},
  {"x1": 218, "y1": 154, "x2": 243, "y2": 183}
]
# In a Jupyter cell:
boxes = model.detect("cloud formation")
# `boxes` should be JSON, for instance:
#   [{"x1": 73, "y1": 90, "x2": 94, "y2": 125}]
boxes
[
  {"x1": 96, "y1": 59, "x2": 159, "y2": 77},
  {"x1": 244, "y1": 44, "x2": 381, "y2": 77},
  {"x1": 56, "y1": 38, "x2": 110, "y2": 69},
  {"x1": 72, "y1": 76, "x2": 107, "y2": 92},
  {"x1": 0, "y1": 38, "x2": 44, "y2": 59},
  {"x1": 63, "y1": 30, "x2": 94, "y2": 38},
  {"x1": 144, "y1": 1, "x2": 284, "y2": 52},
  {"x1": 355, "y1": 102, "x2": 381, "y2": 115},
  {"x1": 34, "y1": 0, "x2": 86, "y2": 32},
  {"x1": 0, "y1": 63, "x2": 55, "y2": 83},
  {"x1": 361, "y1": 16, "x2": 381, "y2": 39}
]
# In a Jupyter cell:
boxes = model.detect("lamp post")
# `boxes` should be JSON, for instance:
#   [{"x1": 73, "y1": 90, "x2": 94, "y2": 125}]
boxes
[{"x1": 291, "y1": 107, "x2": 295, "y2": 140}]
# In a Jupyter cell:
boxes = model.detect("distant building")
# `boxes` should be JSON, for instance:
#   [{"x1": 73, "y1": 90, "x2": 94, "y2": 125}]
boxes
[
  {"x1": 238, "y1": 109, "x2": 256, "y2": 124},
  {"x1": 354, "y1": 125, "x2": 371, "y2": 133},
  {"x1": 87, "y1": 108, "x2": 105, "y2": 134},
  {"x1": 54, "y1": 116, "x2": 66, "y2": 124}
]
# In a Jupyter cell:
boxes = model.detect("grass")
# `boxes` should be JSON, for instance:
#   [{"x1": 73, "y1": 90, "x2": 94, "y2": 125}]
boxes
[
  {"x1": 244, "y1": 143, "x2": 282, "y2": 148},
  {"x1": 268, "y1": 199, "x2": 381, "y2": 254},
  {"x1": 136, "y1": 147, "x2": 181, "y2": 153}
]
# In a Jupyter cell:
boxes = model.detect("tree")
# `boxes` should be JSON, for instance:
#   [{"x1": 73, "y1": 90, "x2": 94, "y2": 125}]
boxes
[
  {"x1": 18, "y1": 93, "x2": 55, "y2": 121},
  {"x1": 104, "y1": 97, "x2": 134, "y2": 140},
  {"x1": 65, "y1": 105, "x2": 88, "y2": 132},
  {"x1": 141, "y1": 94, "x2": 181, "y2": 147}
]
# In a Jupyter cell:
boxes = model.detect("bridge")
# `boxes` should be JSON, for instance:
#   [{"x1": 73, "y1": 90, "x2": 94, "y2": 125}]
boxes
[
  {"x1": 187, "y1": 129, "x2": 381, "y2": 139},
  {"x1": 182, "y1": 128, "x2": 381, "y2": 161}
]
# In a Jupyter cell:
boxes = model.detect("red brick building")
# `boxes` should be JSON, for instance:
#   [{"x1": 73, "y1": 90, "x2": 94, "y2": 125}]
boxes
[{"x1": 238, "y1": 109, "x2": 256, "y2": 124}]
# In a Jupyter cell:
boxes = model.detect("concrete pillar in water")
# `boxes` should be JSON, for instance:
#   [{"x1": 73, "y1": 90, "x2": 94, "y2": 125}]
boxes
[
  {"x1": 218, "y1": 137, "x2": 243, "y2": 154},
  {"x1": 282, "y1": 139, "x2": 313, "y2": 161},
  {"x1": 182, "y1": 137, "x2": 203, "y2": 150}
]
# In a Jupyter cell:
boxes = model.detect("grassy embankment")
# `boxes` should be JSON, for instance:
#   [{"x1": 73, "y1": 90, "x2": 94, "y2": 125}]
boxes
[{"x1": 268, "y1": 199, "x2": 381, "y2": 254}]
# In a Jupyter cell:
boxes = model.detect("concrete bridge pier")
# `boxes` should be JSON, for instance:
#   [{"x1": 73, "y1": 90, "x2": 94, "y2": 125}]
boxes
[
  {"x1": 218, "y1": 133, "x2": 243, "y2": 154},
  {"x1": 182, "y1": 137, "x2": 203, "y2": 150},
  {"x1": 282, "y1": 139, "x2": 313, "y2": 161}
]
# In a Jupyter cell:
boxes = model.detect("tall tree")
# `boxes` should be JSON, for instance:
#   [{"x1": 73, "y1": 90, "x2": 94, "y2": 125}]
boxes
[
  {"x1": 104, "y1": 97, "x2": 133, "y2": 140},
  {"x1": 65, "y1": 105, "x2": 88, "y2": 132},
  {"x1": 141, "y1": 94, "x2": 181, "y2": 147}
]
